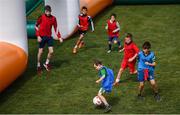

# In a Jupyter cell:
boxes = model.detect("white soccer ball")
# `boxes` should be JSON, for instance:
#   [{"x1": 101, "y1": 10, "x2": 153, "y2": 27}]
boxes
[{"x1": 93, "y1": 96, "x2": 102, "y2": 106}]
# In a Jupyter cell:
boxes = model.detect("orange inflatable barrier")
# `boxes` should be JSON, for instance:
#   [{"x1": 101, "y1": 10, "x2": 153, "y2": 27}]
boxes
[
  {"x1": 0, "y1": 42, "x2": 28, "y2": 92},
  {"x1": 80, "y1": 0, "x2": 113, "y2": 17}
]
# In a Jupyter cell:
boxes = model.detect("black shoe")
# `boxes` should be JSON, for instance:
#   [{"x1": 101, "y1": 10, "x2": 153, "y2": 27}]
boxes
[
  {"x1": 137, "y1": 94, "x2": 144, "y2": 101},
  {"x1": 104, "y1": 105, "x2": 112, "y2": 113},
  {"x1": 154, "y1": 93, "x2": 161, "y2": 102}
]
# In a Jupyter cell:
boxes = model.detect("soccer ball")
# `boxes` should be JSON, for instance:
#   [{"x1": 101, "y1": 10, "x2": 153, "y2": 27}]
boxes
[{"x1": 93, "y1": 96, "x2": 102, "y2": 106}]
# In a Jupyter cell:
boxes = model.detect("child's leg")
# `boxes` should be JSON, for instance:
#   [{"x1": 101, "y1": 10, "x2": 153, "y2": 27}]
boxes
[
  {"x1": 78, "y1": 40, "x2": 85, "y2": 49},
  {"x1": 97, "y1": 88, "x2": 111, "y2": 113},
  {"x1": 37, "y1": 48, "x2": 43, "y2": 67},
  {"x1": 149, "y1": 79, "x2": 161, "y2": 101},
  {"x1": 74, "y1": 34, "x2": 84, "y2": 49},
  {"x1": 137, "y1": 70, "x2": 145, "y2": 97},
  {"x1": 108, "y1": 37, "x2": 113, "y2": 52},
  {"x1": 114, "y1": 59, "x2": 127, "y2": 84},
  {"x1": 138, "y1": 82, "x2": 144, "y2": 96},
  {"x1": 98, "y1": 94, "x2": 109, "y2": 106},
  {"x1": 115, "y1": 68, "x2": 124, "y2": 83},
  {"x1": 113, "y1": 37, "x2": 122, "y2": 51},
  {"x1": 73, "y1": 34, "x2": 84, "y2": 53},
  {"x1": 149, "y1": 79, "x2": 159, "y2": 94},
  {"x1": 129, "y1": 60, "x2": 137, "y2": 74}
]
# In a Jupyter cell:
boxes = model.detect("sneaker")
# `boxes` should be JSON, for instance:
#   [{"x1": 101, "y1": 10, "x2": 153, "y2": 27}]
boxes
[
  {"x1": 154, "y1": 93, "x2": 161, "y2": 102},
  {"x1": 73, "y1": 48, "x2": 77, "y2": 54},
  {"x1": 43, "y1": 63, "x2": 51, "y2": 71},
  {"x1": 37, "y1": 66, "x2": 42, "y2": 75},
  {"x1": 107, "y1": 50, "x2": 111, "y2": 53},
  {"x1": 137, "y1": 94, "x2": 144, "y2": 101},
  {"x1": 104, "y1": 105, "x2": 112, "y2": 113}
]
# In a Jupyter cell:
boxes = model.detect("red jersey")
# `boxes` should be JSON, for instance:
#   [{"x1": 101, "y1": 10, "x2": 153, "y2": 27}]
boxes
[
  {"x1": 124, "y1": 42, "x2": 139, "y2": 59},
  {"x1": 78, "y1": 14, "x2": 90, "y2": 31},
  {"x1": 107, "y1": 20, "x2": 119, "y2": 37},
  {"x1": 35, "y1": 14, "x2": 61, "y2": 38}
]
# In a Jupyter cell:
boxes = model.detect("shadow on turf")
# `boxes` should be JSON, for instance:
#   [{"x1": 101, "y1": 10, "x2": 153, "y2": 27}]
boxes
[{"x1": 0, "y1": 68, "x2": 36, "y2": 106}]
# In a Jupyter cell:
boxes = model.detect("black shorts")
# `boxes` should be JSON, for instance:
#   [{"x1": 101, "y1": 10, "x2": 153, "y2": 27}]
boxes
[
  {"x1": 39, "y1": 36, "x2": 53, "y2": 48},
  {"x1": 79, "y1": 30, "x2": 87, "y2": 35}
]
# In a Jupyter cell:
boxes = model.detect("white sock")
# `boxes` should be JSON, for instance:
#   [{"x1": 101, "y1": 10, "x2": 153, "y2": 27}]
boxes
[
  {"x1": 74, "y1": 45, "x2": 78, "y2": 49},
  {"x1": 37, "y1": 62, "x2": 41, "y2": 67},
  {"x1": 45, "y1": 59, "x2": 50, "y2": 65}
]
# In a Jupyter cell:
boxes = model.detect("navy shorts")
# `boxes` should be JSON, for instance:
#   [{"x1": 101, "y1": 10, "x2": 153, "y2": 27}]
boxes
[
  {"x1": 79, "y1": 30, "x2": 87, "y2": 35},
  {"x1": 39, "y1": 36, "x2": 53, "y2": 48},
  {"x1": 138, "y1": 69, "x2": 155, "y2": 82},
  {"x1": 108, "y1": 36, "x2": 119, "y2": 42}
]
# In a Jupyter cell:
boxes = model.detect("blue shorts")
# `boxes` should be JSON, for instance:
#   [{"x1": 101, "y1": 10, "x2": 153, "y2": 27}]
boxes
[
  {"x1": 108, "y1": 36, "x2": 119, "y2": 42},
  {"x1": 98, "y1": 87, "x2": 111, "y2": 95},
  {"x1": 39, "y1": 36, "x2": 53, "y2": 48},
  {"x1": 137, "y1": 69, "x2": 154, "y2": 82}
]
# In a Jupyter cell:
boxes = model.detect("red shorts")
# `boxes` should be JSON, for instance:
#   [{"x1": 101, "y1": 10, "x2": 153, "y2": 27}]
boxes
[{"x1": 121, "y1": 58, "x2": 136, "y2": 73}]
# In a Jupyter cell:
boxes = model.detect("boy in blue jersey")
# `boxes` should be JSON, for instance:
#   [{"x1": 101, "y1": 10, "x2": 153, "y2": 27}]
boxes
[
  {"x1": 137, "y1": 41, "x2": 161, "y2": 101},
  {"x1": 94, "y1": 60, "x2": 114, "y2": 113}
]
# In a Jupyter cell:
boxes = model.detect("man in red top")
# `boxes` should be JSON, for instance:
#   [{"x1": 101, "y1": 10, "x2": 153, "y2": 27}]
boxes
[
  {"x1": 114, "y1": 33, "x2": 139, "y2": 85},
  {"x1": 35, "y1": 5, "x2": 63, "y2": 74},
  {"x1": 105, "y1": 13, "x2": 123, "y2": 53},
  {"x1": 73, "y1": 6, "x2": 94, "y2": 54}
]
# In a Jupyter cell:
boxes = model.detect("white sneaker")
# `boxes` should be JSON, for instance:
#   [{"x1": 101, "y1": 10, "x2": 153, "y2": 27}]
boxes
[{"x1": 107, "y1": 50, "x2": 111, "y2": 53}]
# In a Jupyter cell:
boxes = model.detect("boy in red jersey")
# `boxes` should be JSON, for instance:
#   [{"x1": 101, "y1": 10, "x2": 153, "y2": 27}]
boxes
[
  {"x1": 105, "y1": 13, "x2": 122, "y2": 53},
  {"x1": 73, "y1": 6, "x2": 94, "y2": 54},
  {"x1": 114, "y1": 33, "x2": 139, "y2": 85},
  {"x1": 35, "y1": 5, "x2": 63, "y2": 74}
]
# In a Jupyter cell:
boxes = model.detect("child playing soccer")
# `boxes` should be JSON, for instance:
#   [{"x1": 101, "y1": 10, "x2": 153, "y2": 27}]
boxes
[
  {"x1": 73, "y1": 6, "x2": 94, "y2": 54},
  {"x1": 94, "y1": 60, "x2": 114, "y2": 113},
  {"x1": 35, "y1": 5, "x2": 63, "y2": 74},
  {"x1": 137, "y1": 41, "x2": 161, "y2": 101},
  {"x1": 114, "y1": 33, "x2": 139, "y2": 85},
  {"x1": 105, "y1": 13, "x2": 122, "y2": 53}
]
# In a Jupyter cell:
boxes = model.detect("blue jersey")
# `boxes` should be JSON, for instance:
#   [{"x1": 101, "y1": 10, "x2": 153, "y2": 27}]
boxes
[
  {"x1": 98, "y1": 66, "x2": 114, "y2": 92},
  {"x1": 138, "y1": 51, "x2": 155, "y2": 71}
]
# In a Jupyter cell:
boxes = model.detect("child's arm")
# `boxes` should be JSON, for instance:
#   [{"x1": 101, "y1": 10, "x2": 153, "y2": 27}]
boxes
[
  {"x1": 128, "y1": 44, "x2": 139, "y2": 62},
  {"x1": 145, "y1": 62, "x2": 156, "y2": 66},
  {"x1": 53, "y1": 18, "x2": 63, "y2": 43},
  {"x1": 88, "y1": 16, "x2": 94, "y2": 32},
  {"x1": 35, "y1": 16, "x2": 42, "y2": 42},
  {"x1": 128, "y1": 53, "x2": 138, "y2": 62},
  {"x1": 105, "y1": 23, "x2": 108, "y2": 30},
  {"x1": 113, "y1": 22, "x2": 120, "y2": 33},
  {"x1": 145, "y1": 55, "x2": 156, "y2": 66},
  {"x1": 96, "y1": 75, "x2": 105, "y2": 83}
]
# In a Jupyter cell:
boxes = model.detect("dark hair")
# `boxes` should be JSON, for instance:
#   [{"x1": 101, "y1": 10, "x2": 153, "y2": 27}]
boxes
[
  {"x1": 126, "y1": 33, "x2": 132, "y2": 39},
  {"x1": 82, "y1": 6, "x2": 88, "y2": 10},
  {"x1": 45, "y1": 5, "x2": 51, "y2": 12},
  {"x1": 94, "y1": 60, "x2": 102, "y2": 66},
  {"x1": 110, "y1": 13, "x2": 117, "y2": 18},
  {"x1": 143, "y1": 41, "x2": 151, "y2": 49}
]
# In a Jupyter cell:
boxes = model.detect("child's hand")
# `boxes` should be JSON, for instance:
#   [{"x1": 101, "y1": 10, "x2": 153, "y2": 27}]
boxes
[
  {"x1": 128, "y1": 58, "x2": 134, "y2": 62},
  {"x1": 37, "y1": 36, "x2": 42, "y2": 43},
  {"x1": 59, "y1": 38, "x2": 63, "y2": 43},
  {"x1": 145, "y1": 62, "x2": 150, "y2": 65},
  {"x1": 96, "y1": 80, "x2": 100, "y2": 84},
  {"x1": 112, "y1": 30, "x2": 116, "y2": 33}
]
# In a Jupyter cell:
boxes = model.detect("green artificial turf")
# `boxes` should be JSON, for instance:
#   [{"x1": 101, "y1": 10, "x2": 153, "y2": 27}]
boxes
[{"x1": 0, "y1": 5, "x2": 180, "y2": 114}]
